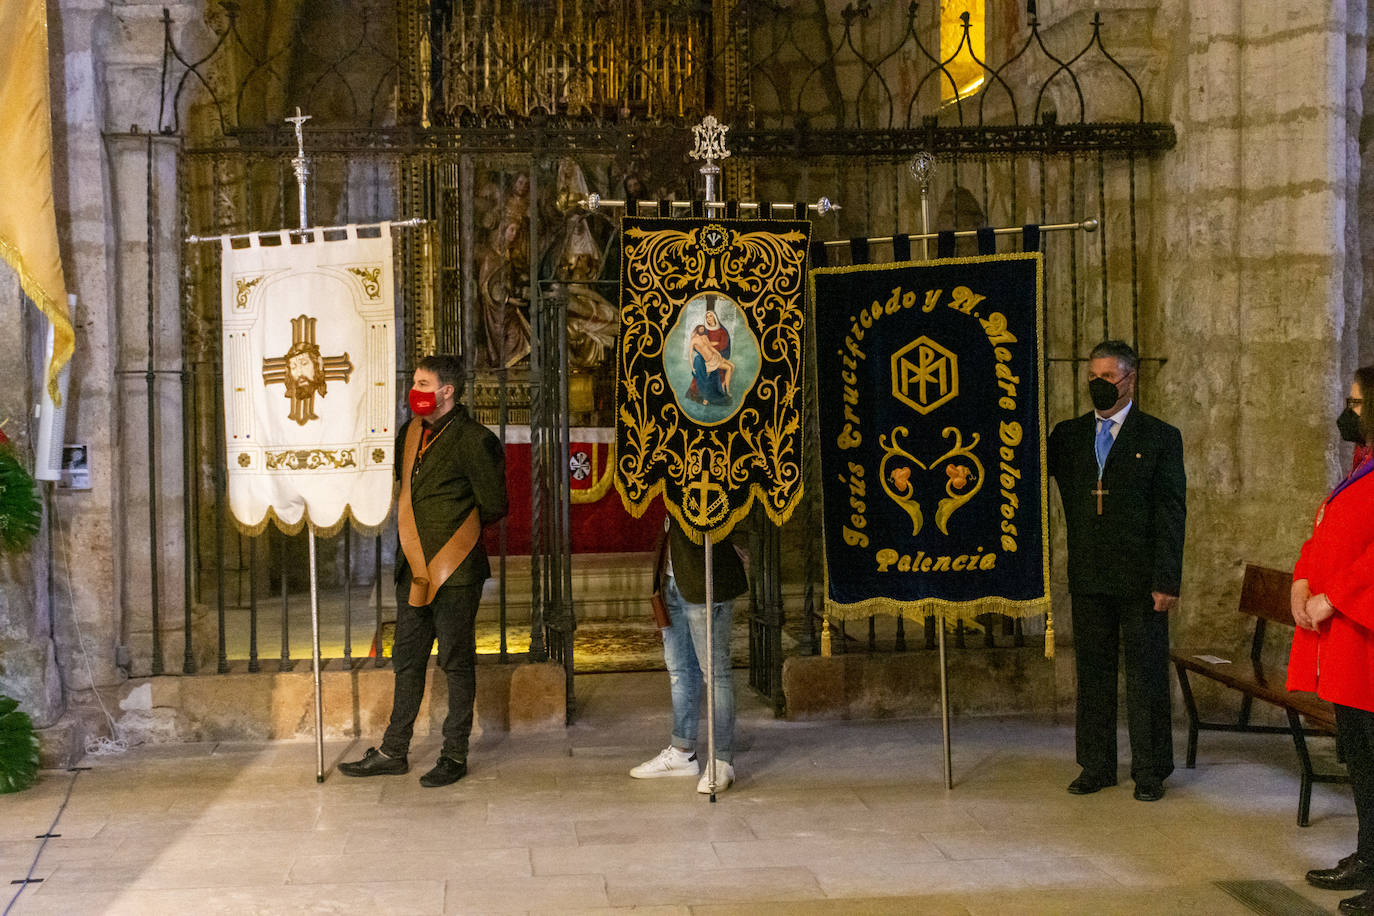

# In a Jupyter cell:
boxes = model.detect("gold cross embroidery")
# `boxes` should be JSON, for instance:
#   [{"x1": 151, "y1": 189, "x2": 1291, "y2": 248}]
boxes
[
  {"x1": 262, "y1": 315, "x2": 354, "y2": 426},
  {"x1": 685, "y1": 463, "x2": 725, "y2": 526}
]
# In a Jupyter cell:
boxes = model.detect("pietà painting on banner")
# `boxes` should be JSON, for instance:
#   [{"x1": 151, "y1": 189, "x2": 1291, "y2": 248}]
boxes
[
  {"x1": 811, "y1": 252, "x2": 1048, "y2": 622},
  {"x1": 220, "y1": 225, "x2": 397, "y2": 534},
  {"x1": 614, "y1": 217, "x2": 811, "y2": 541}
]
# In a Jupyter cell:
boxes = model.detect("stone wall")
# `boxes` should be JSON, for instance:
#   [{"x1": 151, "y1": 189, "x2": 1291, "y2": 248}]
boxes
[
  {"x1": 0, "y1": 1, "x2": 202, "y2": 758},
  {"x1": 105, "y1": 660, "x2": 566, "y2": 744},
  {"x1": 0, "y1": 263, "x2": 61, "y2": 729}
]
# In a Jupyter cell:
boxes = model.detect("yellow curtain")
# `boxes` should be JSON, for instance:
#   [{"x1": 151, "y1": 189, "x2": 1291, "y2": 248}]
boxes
[{"x1": 0, "y1": 0, "x2": 73, "y2": 405}]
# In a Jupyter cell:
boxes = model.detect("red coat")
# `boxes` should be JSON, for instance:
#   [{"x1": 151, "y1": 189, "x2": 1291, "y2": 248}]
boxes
[{"x1": 1288, "y1": 464, "x2": 1374, "y2": 710}]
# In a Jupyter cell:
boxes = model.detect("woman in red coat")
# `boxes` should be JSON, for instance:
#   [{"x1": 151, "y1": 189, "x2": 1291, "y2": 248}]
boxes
[{"x1": 1293, "y1": 365, "x2": 1374, "y2": 915}]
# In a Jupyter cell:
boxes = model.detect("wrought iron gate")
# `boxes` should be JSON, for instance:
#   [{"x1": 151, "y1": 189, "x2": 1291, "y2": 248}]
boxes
[{"x1": 141, "y1": 1, "x2": 1173, "y2": 720}]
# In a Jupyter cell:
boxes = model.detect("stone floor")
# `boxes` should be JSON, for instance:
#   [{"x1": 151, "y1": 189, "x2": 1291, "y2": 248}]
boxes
[{"x1": 0, "y1": 670, "x2": 1359, "y2": 915}]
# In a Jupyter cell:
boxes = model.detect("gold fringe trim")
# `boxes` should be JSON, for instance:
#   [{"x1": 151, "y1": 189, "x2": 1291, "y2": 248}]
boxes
[
  {"x1": 823, "y1": 594, "x2": 1050, "y2": 625},
  {"x1": 0, "y1": 235, "x2": 73, "y2": 407},
  {"x1": 570, "y1": 442, "x2": 615, "y2": 505},
  {"x1": 229, "y1": 502, "x2": 393, "y2": 539},
  {"x1": 615, "y1": 473, "x2": 802, "y2": 544}
]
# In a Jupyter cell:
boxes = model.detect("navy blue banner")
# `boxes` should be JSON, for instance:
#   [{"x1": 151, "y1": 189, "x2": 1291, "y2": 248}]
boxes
[{"x1": 811, "y1": 254, "x2": 1048, "y2": 619}]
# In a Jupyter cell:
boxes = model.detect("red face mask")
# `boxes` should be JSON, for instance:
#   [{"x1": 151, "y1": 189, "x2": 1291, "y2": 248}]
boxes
[{"x1": 408, "y1": 388, "x2": 437, "y2": 416}]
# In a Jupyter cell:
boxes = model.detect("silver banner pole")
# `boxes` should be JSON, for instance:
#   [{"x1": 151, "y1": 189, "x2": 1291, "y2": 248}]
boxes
[
  {"x1": 910, "y1": 152, "x2": 952, "y2": 791},
  {"x1": 691, "y1": 117, "x2": 728, "y2": 801},
  {"x1": 287, "y1": 108, "x2": 327, "y2": 783}
]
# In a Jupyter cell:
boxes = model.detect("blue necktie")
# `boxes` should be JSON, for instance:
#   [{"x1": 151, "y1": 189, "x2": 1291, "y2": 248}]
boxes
[{"x1": 1095, "y1": 419, "x2": 1114, "y2": 472}]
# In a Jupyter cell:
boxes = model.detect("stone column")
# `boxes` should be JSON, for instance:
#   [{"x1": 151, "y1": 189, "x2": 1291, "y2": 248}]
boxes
[
  {"x1": 97, "y1": 1, "x2": 214, "y2": 678},
  {"x1": 37, "y1": 0, "x2": 202, "y2": 711},
  {"x1": 46, "y1": 0, "x2": 129, "y2": 698},
  {"x1": 1152, "y1": 0, "x2": 1361, "y2": 646}
]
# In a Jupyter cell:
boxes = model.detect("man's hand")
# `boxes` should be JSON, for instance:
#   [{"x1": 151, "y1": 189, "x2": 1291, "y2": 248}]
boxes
[
  {"x1": 1151, "y1": 591, "x2": 1178, "y2": 612},
  {"x1": 1292, "y1": 578, "x2": 1313, "y2": 629},
  {"x1": 1305, "y1": 592, "x2": 1337, "y2": 629}
]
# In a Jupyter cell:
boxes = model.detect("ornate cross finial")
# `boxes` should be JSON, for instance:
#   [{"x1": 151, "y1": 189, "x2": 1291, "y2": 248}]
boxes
[
  {"x1": 285, "y1": 108, "x2": 312, "y2": 229},
  {"x1": 286, "y1": 107, "x2": 311, "y2": 159},
  {"x1": 908, "y1": 151, "x2": 936, "y2": 192},
  {"x1": 689, "y1": 115, "x2": 731, "y2": 164}
]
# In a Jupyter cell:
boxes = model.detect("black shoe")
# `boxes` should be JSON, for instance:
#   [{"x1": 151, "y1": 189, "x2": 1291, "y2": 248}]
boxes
[
  {"x1": 419, "y1": 756, "x2": 467, "y2": 788},
  {"x1": 1132, "y1": 779, "x2": 1165, "y2": 802},
  {"x1": 1341, "y1": 890, "x2": 1374, "y2": 914},
  {"x1": 1067, "y1": 770, "x2": 1117, "y2": 795},
  {"x1": 338, "y1": 747, "x2": 408, "y2": 777},
  {"x1": 1310, "y1": 854, "x2": 1374, "y2": 891}
]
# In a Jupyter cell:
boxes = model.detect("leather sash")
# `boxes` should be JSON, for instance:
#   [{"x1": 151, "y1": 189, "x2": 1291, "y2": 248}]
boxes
[{"x1": 397, "y1": 419, "x2": 481, "y2": 607}]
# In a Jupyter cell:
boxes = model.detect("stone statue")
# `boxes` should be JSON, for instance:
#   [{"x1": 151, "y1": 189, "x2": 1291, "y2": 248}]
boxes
[
  {"x1": 551, "y1": 158, "x2": 618, "y2": 369},
  {"x1": 478, "y1": 173, "x2": 533, "y2": 368}
]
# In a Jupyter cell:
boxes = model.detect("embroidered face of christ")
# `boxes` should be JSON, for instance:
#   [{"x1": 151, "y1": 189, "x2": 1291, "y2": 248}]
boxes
[{"x1": 285, "y1": 344, "x2": 327, "y2": 399}]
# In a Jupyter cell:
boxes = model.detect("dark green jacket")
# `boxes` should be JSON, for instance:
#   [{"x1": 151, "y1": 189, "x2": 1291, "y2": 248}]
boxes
[
  {"x1": 395, "y1": 406, "x2": 508, "y2": 587},
  {"x1": 667, "y1": 519, "x2": 749, "y2": 605},
  {"x1": 1047, "y1": 407, "x2": 1186, "y2": 598}
]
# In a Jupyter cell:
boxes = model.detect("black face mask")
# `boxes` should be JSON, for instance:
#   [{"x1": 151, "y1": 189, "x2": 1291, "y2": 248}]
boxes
[
  {"x1": 1338, "y1": 407, "x2": 1365, "y2": 444},
  {"x1": 1089, "y1": 376, "x2": 1123, "y2": 412}
]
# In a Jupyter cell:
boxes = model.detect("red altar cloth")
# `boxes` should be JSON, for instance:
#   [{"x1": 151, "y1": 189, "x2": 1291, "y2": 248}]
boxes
[{"x1": 482, "y1": 427, "x2": 664, "y2": 555}]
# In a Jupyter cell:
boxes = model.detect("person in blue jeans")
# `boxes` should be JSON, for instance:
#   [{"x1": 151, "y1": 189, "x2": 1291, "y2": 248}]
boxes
[{"x1": 631, "y1": 518, "x2": 748, "y2": 793}]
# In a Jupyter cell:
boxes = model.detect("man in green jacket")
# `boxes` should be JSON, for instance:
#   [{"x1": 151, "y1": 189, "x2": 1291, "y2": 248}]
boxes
[
  {"x1": 630, "y1": 517, "x2": 748, "y2": 793},
  {"x1": 340, "y1": 354, "x2": 507, "y2": 787}
]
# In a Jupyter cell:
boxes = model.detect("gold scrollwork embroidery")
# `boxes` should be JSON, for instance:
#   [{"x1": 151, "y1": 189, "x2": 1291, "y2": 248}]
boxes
[
  {"x1": 265, "y1": 448, "x2": 358, "y2": 471},
  {"x1": 234, "y1": 276, "x2": 264, "y2": 310},
  {"x1": 879, "y1": 426, "x2": 983, "y2": 536},
  {"x1": 347, "y1": 266, "x2": 383, "y2": 300}
]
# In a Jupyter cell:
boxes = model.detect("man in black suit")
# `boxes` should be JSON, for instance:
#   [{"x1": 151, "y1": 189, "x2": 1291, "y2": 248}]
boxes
[
  {"x1": 1047, "y1": 339, "x2": 1186, "y2": 802},
  {"x1": 340, "y1": 354, "x2": 508, "y2": 787}
]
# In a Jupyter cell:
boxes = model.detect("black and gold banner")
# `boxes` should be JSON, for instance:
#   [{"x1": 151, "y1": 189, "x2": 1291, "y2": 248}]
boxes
[
  {"x1": 614, "y1": 217, "x2": 811, "y2": 541},
  {"x1": 811, "y1": 253, "x2": 1048, "y2": 621}
]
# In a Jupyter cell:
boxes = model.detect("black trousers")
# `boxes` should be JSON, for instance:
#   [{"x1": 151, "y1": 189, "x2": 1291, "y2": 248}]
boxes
[
  {"x1": 380, "y1": 575, "x2": 483, "y2": 762},
  {"x1": 1336, "y1": 704, "x2": 1374, "y2": 857},
  {"x1": 1070, "y1": 592, "x2": 1174, "y2": 782}
]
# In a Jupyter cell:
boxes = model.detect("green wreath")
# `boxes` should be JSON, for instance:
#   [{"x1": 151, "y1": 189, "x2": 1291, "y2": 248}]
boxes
[
  {"x1": 0, "y1": 447, "x2": 41, "y2": 552},
  {"x1": 0, "y1": 447, "x2": 43, "y2": 791},
  {"x1": 0, "y1": 694, "x2": 38, "y2": 793}
]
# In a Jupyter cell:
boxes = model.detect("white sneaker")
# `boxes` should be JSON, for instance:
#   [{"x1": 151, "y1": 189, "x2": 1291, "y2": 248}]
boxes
[
  {"x1": 630, "y1": 746, "x2": 699, "y2": 779},
  {"x1": 696, "y1": 760, "x2": 735, "y2": 794}
]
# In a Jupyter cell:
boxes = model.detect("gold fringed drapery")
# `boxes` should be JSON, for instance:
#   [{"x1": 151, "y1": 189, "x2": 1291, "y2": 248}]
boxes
[
  {"x1": 0, "y1": 0, "x2": 73, "y2": 405},
  {"x1": 811, "y1": 253, "x2": 1050, "y2": 630},
  {"x1": 614, "y1": 217, "x2": 811, "y2": 542}
]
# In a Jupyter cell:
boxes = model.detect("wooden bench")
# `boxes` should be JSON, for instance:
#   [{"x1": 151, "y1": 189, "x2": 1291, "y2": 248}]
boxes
[{"x1": 1172, "y1": 563, "x2": 1348, "y2": 826}]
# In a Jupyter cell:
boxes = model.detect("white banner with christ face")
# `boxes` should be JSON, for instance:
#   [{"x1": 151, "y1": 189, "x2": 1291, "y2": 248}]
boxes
[{"x1": 220, "y1": 224, "x2": 396, "y2": 534}]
